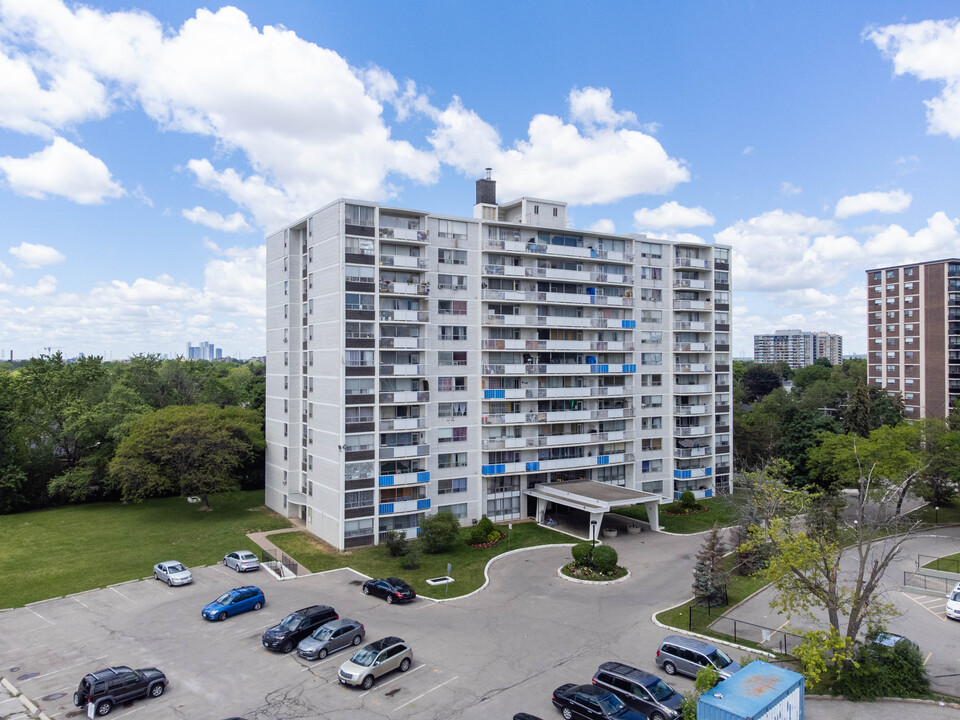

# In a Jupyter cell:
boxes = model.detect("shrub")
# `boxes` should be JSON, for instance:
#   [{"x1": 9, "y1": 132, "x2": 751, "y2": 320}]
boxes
[
  {"x1": 571, "y1": 542, "x2": 593, "y2": 565},
  {"x1": 383, "y1": 530, "x2": 406, "y2": 558},
  {"x1": 400, "y1": 541, "x2": 422, "y2": 570},
  {"x1": 468, "y1": 524, "x2": 488, "y2": 545},
  {"x1": 592, "y1": 545, "x2": 618, "y2": 573},
  {"x1": 476, "y1": 515, "x2": 494, "y2": 536},
  {"x1": 680, "y1": 491, "x2": 697, "y2": 509},
  {"x1": 835, "y1": 635, "x2": 930, "y2": 699},
  {"x1": 486, "y1": 530, "x2": 501, "y2": 543},
  {"x1": 419, "y1": 511, "x2": 462, "y2": 553}
]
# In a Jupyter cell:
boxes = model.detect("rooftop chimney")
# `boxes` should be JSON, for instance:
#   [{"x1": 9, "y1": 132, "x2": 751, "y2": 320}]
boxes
[{"x1": 476, "y1": 168, "x2": 496, "y2": 205}]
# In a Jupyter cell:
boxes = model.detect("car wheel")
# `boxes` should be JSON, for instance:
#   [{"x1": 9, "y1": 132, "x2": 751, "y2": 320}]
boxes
[
  {"x1": 253, "y1": 601, "x2": 263, "y2": 611},
  {"x1": 562, "y1": 708, "x2": 573, "y2": 720},
  {"x1": 154, "y1": 572, "x2": 160, "y2": 581},
  {"x1": 223, "y1": 559, "x2": 229, "y2": 567},
  {"x1": 218, "y1": 611, "x2": 228, "y2": 621},
  {"x1": 651, "y1": 713, "x2": 665, "y2": 720},
  {"x1": 386, "y1": 594, "x2": 394, "y2": 604},
  {"x1": 281, "y1": 640, "x2": 294, "y2": 653},
  {"x1": 352, "y1": 634, "x2": 362, "y2": 646},
  {"x1": 363, "y1": 586, "x2": 370, "y2": 595},
  {"x1": 149, "y1": 683, "x2": 164, "y2": 698},
  {"x1": 318, "y1": 648, "x2": 327, "y2": 660},
  {"x1": 166, "y1": 578, "x2": 172, "y2": 587},
  {"x1": 96, "y1": 699, "x2": 112, "y2": 716},
  {"x1": 663, "y1": 661, "x2": 677, "y2": 676},
  {"x1": 235, "y1": 564, "x2": 242, "y2": 572},
  {"x1": 361, "y1": 675, "x2": 374, "y2": 690},
  {"x1": 399, "y1": 658, "x2": 411, "y2": 672},
  {"x1": 73, "y1": 692, "x2": 81, "y2": 707}
]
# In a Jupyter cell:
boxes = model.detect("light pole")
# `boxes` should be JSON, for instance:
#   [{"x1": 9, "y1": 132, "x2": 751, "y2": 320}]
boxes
[
  {"x1": 936, "y1": 506, "x2": 940, "y2": 525},
  {"x1": 590, "y1": 520, "x2": 598, "y2": 565}
]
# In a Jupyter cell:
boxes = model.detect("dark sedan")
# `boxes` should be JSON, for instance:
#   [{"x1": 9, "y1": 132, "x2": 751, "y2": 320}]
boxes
[
  {"x1": 552, "y1": 683, "x2": 648, "y2": 720},
  {"x1": 362, "y1": 577, "x2": 416, "y2": 604}
]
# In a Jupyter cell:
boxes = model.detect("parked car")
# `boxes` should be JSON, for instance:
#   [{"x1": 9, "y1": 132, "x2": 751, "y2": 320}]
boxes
[
  {"x1": 297, "y1": 618, "x2": 365, "y2": 660},
  {"x1": 153, "y1": 561, "x2": 192, "y2": 586},
  {"x1": 551, "y1": 683, "x2": 647, "y2": 720},
  {"x1": 593, "y1": 662, "x2": 683, "y2": 720},
  {"x1": 73, "y1": 666, "x2": 168, "y2": 716},
  {"x1": 338, "y1": 636, "x2": 412, "y2": 689},
  {"x1": 655, "y1": 635, "x2": 741, "y2": 680},
  {"x1": 202, "y1": 586, "x2": 265, "y2": 621},
  {"x1": 871, "y1": 632, "x2": 919, "y2": 650},
  {"x1": 947, "y1": 582, "x2": 960, "y2": 620},
  {"x1": 262, "y1": 605, "x2": 338, "y2": 653},
  {"x1": 223, "y1": 550, "x2": 260, "y2": 572},
  {"x1": 362, "y1": 577, "x2": 416, "y2": 604}
]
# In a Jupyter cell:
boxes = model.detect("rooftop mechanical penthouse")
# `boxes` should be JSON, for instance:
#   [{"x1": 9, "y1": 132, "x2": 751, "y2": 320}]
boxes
[{"x1": 265, "y1": 174, "x2": 733, "y2": 549}]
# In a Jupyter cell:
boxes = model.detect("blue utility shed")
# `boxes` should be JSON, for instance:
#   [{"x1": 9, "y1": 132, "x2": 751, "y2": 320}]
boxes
[{"x1": 697, "y1": 661, "x2": 803, "y2": 720}]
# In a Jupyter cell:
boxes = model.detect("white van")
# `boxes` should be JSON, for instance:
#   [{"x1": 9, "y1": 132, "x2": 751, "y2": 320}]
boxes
[{"x1": 946, "y1": 582, "x2": 960, "y2": 620}]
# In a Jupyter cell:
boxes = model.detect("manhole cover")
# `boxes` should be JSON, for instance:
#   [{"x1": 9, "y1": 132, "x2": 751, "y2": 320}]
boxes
[
  {"x1": 8, "y1": 666, "x2": 20, "y2": 672},
  {"x1": 17, "y1": 673, "x2": 39, "y2": 681},
  {"x1": 385, "y1": 688, "x2": 401, "y2": 697},
  {"x1": 43, "y1": 692, "x2": 66, "y2": 701}
]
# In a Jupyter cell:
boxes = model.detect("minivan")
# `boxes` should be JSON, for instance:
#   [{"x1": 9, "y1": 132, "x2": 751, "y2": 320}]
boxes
[
  {"x1": 592, "y1": 662, "x2": 684, "y2": 720},
  {"x1": 655, "y1": 635, "x2": 741, "y2": 680}
]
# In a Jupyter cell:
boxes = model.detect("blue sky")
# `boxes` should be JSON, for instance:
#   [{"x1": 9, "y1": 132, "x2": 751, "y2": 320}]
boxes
[{"x1": 2, "y1": 1, "x2": 960, "y2": 359}]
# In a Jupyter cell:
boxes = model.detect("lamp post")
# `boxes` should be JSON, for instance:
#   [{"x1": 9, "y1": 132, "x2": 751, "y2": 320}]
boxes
[
  {"x1": 590, "y1": 520, "x2": 598, "y2": 565},
  {"x1": 936, "y1": 506, "x2": 940, "y2": 525}
]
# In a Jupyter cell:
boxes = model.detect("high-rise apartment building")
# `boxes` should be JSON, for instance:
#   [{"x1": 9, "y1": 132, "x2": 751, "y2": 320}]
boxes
[
  {"x1": 185, "y1": 341, "x2": 221, "y2": 361},
  {"x1": 265, "y1": 177, "x2": 733, "y2": 549},
  {"x1": 866, "y1": 259, "x2": 960, "y2": 418},
  {"x1": 753, "y1": 329, "x2": 843, "y2": 368}
]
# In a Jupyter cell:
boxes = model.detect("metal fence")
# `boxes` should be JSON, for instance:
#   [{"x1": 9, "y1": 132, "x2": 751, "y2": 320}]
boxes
[
  {"x1": 917, "y1": 554, "x2": 960, "y2": 574},
  {"x1": 261, "y1": 547, "x2": 300, "y2": 577},
  {"x1": 689, "y1": 606, "x2": 804, "y2": 656},
  {"x1": 903, "y1": 570, "x2": 953, "y2": 594}
]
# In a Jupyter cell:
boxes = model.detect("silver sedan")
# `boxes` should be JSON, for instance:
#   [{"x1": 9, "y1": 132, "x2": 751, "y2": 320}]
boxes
[
  {"x1": 223, "y1": 550, "x2": 260, "y2": 572},
  {"x1": 153, "y1": 561, "x2": 192, "y2": 586}
]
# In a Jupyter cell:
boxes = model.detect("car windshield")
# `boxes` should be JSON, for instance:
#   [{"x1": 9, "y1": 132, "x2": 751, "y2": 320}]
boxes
[
  {"x1": 312, "y1": 626, "x2": 334, "y2": 640},
  {"x1": 279, "y1": 615, "x2": 301, "y2": 630},
  {"x1": 708, "y1": 649, "x2": 733, "y2": 668},
  {"x1": 239, "y1": 552, "x2": 255, "y2": 560},
  {"x1": 952, "y1": 591, "x2": 960, "y2": 602},
  {"x1": 167, "y1": 563, "x2": 186, "y2": 573},
  {"x1": 350, "y1": 648, "x2": 378, "y2": 667},
  {"x1": 646, "y1": 678, "x2": 675, "y2": 701},
  {"x1": 215, "y1": 593, "x2": 234, "y2": 604},
  {"x1": 597, "y1": 693, "x2": 626, "y2": 715}
]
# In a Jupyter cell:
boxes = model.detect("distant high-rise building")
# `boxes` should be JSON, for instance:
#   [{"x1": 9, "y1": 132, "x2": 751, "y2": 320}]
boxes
[
  {"x1": 185, "y1": 341, "x2": 221, "y2": 361},
  {"x1": 753, "y1": 329, "x2": 842, "y2": 369},
  {"x1": 866, "y1": 259, "x2": 960, "y2": 419}
]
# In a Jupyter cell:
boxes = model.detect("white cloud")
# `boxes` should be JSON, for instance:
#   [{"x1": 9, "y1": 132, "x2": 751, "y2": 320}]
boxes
[
  {"x1": 633, "y1": 201, "x2": 715, "y2": 230},
  {"x1": 868, "y1": 19, "x2": 960, "y2": 138},
  {"x1": 182, "y1": 206, "x2": 253, "y2": 233},
  {"x1": 568, "y1": 87, "x2": 638, "y2": 129},
  {"x1": 0, "y1": 137, "x2": 124, "y2": 204},
  {"x1": 862, "y1": 211, "x2": 960, "y2": 262},
  {"x1": 0, "y1": 260, "x2": 12, "y2": 279},
  {"x1": 9, "y1": 241, "x2": 65, "y2": 268},
  {"x1": 587, "y1": 219, "x2": 616, "y2": 233},
  {"x1": 742, "y1": 146, "x2": 754, "y2": 155},
  {"x1": 780, "y1": 181, "x2": 802, "y2": 196},
  {"x1": 834, "y1": 189, "x2": 912, "y2": 218},
  {"x1": 429, "y1": 89, "x2": 689, "y2": 204}
]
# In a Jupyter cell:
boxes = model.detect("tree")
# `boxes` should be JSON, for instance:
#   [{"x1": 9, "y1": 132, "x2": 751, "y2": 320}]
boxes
[
  {"x1": 109, "y1": 404, "x2": 264, "y2": 510},
  {"x1": 792, "y1": 363, "x2": 833, "y2": 390},
  {"x1": 418, "y1": 511, "x2": 462, "y2": 553},
  {"x1": 842, "y1": 383, "x2": 872, "y2": 438},
  {"x1": 692, "y1": 524, "x2": 727, "y2": 607},
  {"x1": 741, "y1": 365, "x2": 782, "y2": 402},
  {"x1": 679, "y1": 665, "x2": 720, "y2": 720}
]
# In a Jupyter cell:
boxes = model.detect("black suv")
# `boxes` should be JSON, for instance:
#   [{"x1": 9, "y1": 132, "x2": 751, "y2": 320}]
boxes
[
  {"x1": 262, "y1": 605, "x2": 338, "y2": 652},
  {"x1": 73, "y1": 666, "x2": 168, "y2": 716},
  {"x1": 593, "y1": 662, "x2": 684, "y2": 720}
]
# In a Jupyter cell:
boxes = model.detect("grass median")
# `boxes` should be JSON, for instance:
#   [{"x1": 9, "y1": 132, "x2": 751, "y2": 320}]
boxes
[
  {"x1": 614, "y1": 493, "x2": 740, "y2": 533},
  {"x1": 270, "y1": 522, "x2": 572, "y2": 599},
  {"x1": 0, "y1": 490, "x2": 288, "y2": 608}
]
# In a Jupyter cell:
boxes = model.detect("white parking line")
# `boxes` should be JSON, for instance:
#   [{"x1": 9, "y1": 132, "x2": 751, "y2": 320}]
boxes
[
  {"x1": 393, "y1": 674, "x2": 458, "y2": 712},
  {"x1": 110, "y1": 587, "x2": 136, "y2": 604},
  {"x1": 26, "y1": 608, "x2": 54, "y2": 626},
  {"x1": 298, "y1": 653, "x2": 342, "y2": 671},
  {"x1": 73, "y1": 596, "x2": 90, "y2": 610},
  {"x1": 359, "y1": 663, "x2": 423, "y2": 698},
  {"x1": 20, "y1": 655, "x2": 108, "y2": 682},
  {"x1": 231, "y1": 623, "x2": 274, "y2": 639},
  {"x1": 902, "y1": 592, "x2": 947, "y2": 621}
]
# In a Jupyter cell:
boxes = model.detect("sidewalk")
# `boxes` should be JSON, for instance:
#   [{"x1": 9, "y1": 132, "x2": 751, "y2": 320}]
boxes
[{"x1": 246, "y1": 521, "x2": 312, "y2": 577}]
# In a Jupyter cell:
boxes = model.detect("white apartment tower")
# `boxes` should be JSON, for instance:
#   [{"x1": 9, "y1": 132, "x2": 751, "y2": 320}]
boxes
[{"x1": 265, "y1": 176, "x2": 733, "y2": 549}]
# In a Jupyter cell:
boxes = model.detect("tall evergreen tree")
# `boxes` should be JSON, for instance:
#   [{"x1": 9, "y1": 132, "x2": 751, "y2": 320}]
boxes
[
  {"x1": 843, "y1": 383, "x2": 872, "y2": 438},
  {"x1": 692, "y1": 524, "x2": 727, "y2": 607}
]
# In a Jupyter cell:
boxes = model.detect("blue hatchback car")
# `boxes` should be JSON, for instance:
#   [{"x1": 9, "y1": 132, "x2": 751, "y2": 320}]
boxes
[{"x1": 202, "y1": 586, "x2": 265, "y2": 621}]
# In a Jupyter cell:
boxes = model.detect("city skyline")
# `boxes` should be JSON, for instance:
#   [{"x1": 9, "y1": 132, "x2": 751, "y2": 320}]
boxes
[{"x1": 2, "y1": 1, "x2": 960, "y2": 358}]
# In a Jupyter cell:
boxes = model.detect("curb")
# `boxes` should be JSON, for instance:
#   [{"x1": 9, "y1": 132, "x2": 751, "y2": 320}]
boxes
[
  {"x1": 557, "y1": 566, "x2": 632, "y2": 585},
  {"x1": 19, "y1": 694, "x2": 38, "y2": 714},
  {"x1": 649, "y1": 597, "x2": 776, "y2": 658},
  {"x1": 807, "y1": 694, "x2": 960, "y2": 709},
  {"x1": 1, "y1": 677, "x2": 19, "y2": 696}
]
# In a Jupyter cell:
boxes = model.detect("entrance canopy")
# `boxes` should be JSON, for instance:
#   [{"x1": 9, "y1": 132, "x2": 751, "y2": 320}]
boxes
[{"x1": 525, "y1": 479, "x2": 662, "y2": 534}]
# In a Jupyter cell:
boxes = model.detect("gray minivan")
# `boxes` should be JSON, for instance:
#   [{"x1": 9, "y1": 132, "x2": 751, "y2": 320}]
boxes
[{"x1": 655, "y1": 635, "x2": 741, "y2": 680}]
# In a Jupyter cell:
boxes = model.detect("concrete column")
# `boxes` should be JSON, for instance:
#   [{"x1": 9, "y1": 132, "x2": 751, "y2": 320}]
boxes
[
  {"x1": 589, "y1": 511, "x2": 604, "y2": 541},
  {"x1": 537, "y1": 497, "x2": 547, "y2": 523},
  {"x1": 647, "y1": 500, "x2": 660, "y2": 531}
]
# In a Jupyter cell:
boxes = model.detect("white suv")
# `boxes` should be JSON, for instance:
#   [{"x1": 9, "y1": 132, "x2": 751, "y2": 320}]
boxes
[
  {"x1": 946, "y1": 582, "x2": 960, "y2": 620},
  {"x1": 338, "y1": 637, "x2": 412, "y2": 689}
]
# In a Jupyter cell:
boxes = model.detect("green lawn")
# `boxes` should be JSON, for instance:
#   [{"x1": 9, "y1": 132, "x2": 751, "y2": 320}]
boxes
[
  {"x1": 614, "y1": 493, "x2": 741, "y2": 533},
  {"x1": 271, "y1": 522, "x2": 571, "y2": 599},
  {"x1": 922, "y1": 551, "x2": 960, "y2": 574},
  {"x1": 914, "y1": 502, "x2": 960, "y2": 527},
  {"x1": 0, "y1": 491, "x2": 289, "y2": 608}
]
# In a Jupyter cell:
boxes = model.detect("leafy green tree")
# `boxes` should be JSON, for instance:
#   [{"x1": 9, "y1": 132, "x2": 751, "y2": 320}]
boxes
[
  {"x1": 842, "y1": 383, "x2": 873, "y2": 438},
  {"x1": 792, "y1": 362, "x2": 833, "y2": 390},
  {"x1": 692, "y1": 524, "x2": 727, "y2": 607},
  {"x1": 680, "y1": 664, "x2": 720, "y2": 720},
  {"x1": 418, "y1": 511, "x2": 462, "y2": 553},
  {"x1": 109, "y1": 404, "x2": 264, "y2": 510},
  {"x1": 776, "y1": 406, "x2": 839, "y2": 488},
  {"x1": 741, "y1": 365, "x2": 782, "y2": 402}
]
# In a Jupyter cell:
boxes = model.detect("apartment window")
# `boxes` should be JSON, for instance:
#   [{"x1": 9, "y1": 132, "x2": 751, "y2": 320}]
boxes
[
  {"x1": 283, "y1": 303, "x2": 288, "y2": 319},
  {"x1": 284, "y1": 376, "x2": 288, "y2": 390},
  {"x1": 344, "y1": 434, "x2": 374, "y2": 452},
  {"x1": 345, "y1": 204, "x2": 374, "y2": 227},
  {"x1": 640, "y1": 242, "x2": 663, "y2": 258},
  {"x1": 283, "y1": 422, "x2": 288, "y2": 438},
  {"x1": 886, "y1": 284, "x2": 896, "y2": 292},
  {"x1": 284, "y1": 228, "x2": 288, "y2": 248},
  {"x1": 439, "y1": 402, "x2": 468, "y2": 417},
  {"x1": 887, "y1": 324, "x2": 897, "y2": 332},
  {"x1": 346, "y1": 265, "x2": 375, "y2": 282},
  {"x1": 345, "y1": 490, "x2": 374, "y2": 509},
  {"x1": 439, "y1": 248, "x2": 467, "y2": 264},
  {"x1": 345, "y1": 322, "x2": 375, "y2": 339},
  {"x1": 887, "y1": 365, "x2": 897, "y2": 373},
  {"x1": 439, "y1": 351, "x2": 468, "y2": 366},
  {"x1": 438, "y1": 300, "x2": 467, "y2": 315},
  {"x1": 344, "y1": 518, "x2": 374, "y2": 539},
  {"x1": 284, "y1": 280, "x2": 289, "y2": 296},
  {"x1": 487, "y1": 496, "x2": 520, "y2": 516},
  {"x1": 439, "y1": 502, "x2": 468, "y2": 519},
  {"x1": 438, "y1": 274, "x2": 466, "y2": 290},
  {"x1": 641, "y1": 374, "x2": 662, "y2": 387},
  {"x1": 641, "y1": 353, "x2": 662, "y2": 365},
  {"x1": 887, "y1": 352, "x2": 896, "y2": 359},
  {"x1": 308, "y1": 455, "x2": 313, "y2": 470},
  {"x1": 641, "y1": 417, "x2": 663, "y2": 430},
  {"x1": 640, "y1": 331, "x2": 663, "y2": 344},
  {"x1": 308, "y1": 299, "x2": 314, "y2": 315},
  {"x1": 345, "y1": 236, "x2": 375, "y2": 255},
  {"x1": 346, "y1": 350, "x2": 374, "y2": 367},
  {"x1": 640, "y1": 395, "x2": 662, "y2": 408},
  {"x1": 345, "y1": 378, "x2": 374, "y2": 395},
  {"x1": 887, "y1": 311, "x2": 896, "y2": 319},
  {"x1": 553, "y1": 207, "x2": 558, "y2": 217},
  {"x1": 640, "y1": 438, "x2": 662, "y2": 451},
  {"x1": 534, "y1": 205, "x2": 539, "y2": 214},
  {"x1": 438, "y1": 427, "x2": 467, "y2": 443},
  {"x1": 345, "y1": 293, "x2": 374, "y2": 311},
  {"x1": 905, "y1": 378, "x2": 915, "y2": 385},
  {"x1": 437, "y1": 220, "x2": 468, "y2": 240},
  {"x1": 904, "y1": 324, "x2": 914, "y2": 331},
  {"x1": 438, "y1": 376, "x2": 466, "y2": 392},
  {"x1": 438, "y1": 477, "x2": 467, "y2": 494},
  {"x1": 641, "y1": 459, "x2": 663, "y2": 473},
  {"x1": 905, "y1": 337, "x2": 915, "y2": 344},
  {"x1": 283, "y1": 351, "x2": 289, "y2": 367},
  {"x1": 308, "y1": 247, "x2": 313, "y2": 263},
  {"x1": 905, "y1": 267, "x2": 915, "y2": 277},
  {"x1": 440, "y1": 326, "x2": 467, "y2": 341},
  {"x1": 283, "y1": 447, "x2": 288, "y2": 460},
  {"x1": 438, "y1": 452, "x2": 468, "y2": 468},
  {"x1": 904, "y1": 282, "x2": 914, "y2": 290},
  {"x1": 641, "y1": 310, "x2": 662, "y2": 323}
]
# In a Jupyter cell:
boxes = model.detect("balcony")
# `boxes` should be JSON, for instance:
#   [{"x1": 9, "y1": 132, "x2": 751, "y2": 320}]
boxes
[
  {"x1": 379, "y1": 391, "x2": 429, "y2": 404},
  {"x1": 482, "y1": 452, "x2": 635, "y2": 476},
  {"x1": 481, "y1": 289, "x2": 634, "y2": 307},
  {"x1": 379, "y1": 443, "x2": 430, "y2": 459},
  {"x1": 674, "y1": 343, "x2": 711, "y2": 352},
  {"x1": 379, "y1": 417, "x2": 426, "y2": 430},
  {"x1": 674, "y1": 321, "x2": 709, "y2": 331},
  {"x1": 379, "y1": 254, "x2": 427, "y2": 269},
  {"x1": 675, "y1": 362, "x2": 713, "y2": 373},
  {"x1": 379, "y1": 310, "x2": 429, "y2": 323},
  {"x1": 482, "y1": 363, "x2": 636, "y2": 376},
  {"x1": 380, "y1": 281, "x2": 429, "y2": 296},
  {"x1": 379, "y1": 337, "x2": 426, "y2": 349},
  {"x1": 674, "y1": 257, "x2": 711, "y2": 269},
  {"x1": 379, "y1": 498, "x2": 431, "y2": 515},
  {"x1": 674, "y1": 467, "x2": 712, "y2": 479},
  {"x1": 673, "y1": 300, "x2": 712, "y2": 310},
  {"x1": 481, "y1": 338, "x2": 634, "y2": 352},
  {"x1": 379, "y1": 227, "x2": 429, "y2": 243},
  {"x1": 674, "y1": 446, "x2": 712, "y2": 458},
  {"x1": 674, "y1": 383, "x2": 712, "y2": 394},
  {"x1": 675, "y1": 405, "x2": 712, "y2": 415},
  {"x1": 379, "y1": 364, "x2": 426, "y2": 376},
  {"x1": 675, "y1": 426, "x2": 710, "y2": 436},
  {"x1": 378, "y1": 470, "x2": 430, "y2": 486},
  {"x1": 483, "y1": 385, "x2": 632, "y2": 401},
  {"x1": 482, "y1": 236, "x2": 634, "y2": 263},
  {"x1": 673, "y1": 279, "x2": 708, "y2": 290}
]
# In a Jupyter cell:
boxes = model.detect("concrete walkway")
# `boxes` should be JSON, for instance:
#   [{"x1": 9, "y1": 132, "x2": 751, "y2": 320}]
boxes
[{"x1": 246, "y1": 521, "x2": 313, "y2": 577}]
